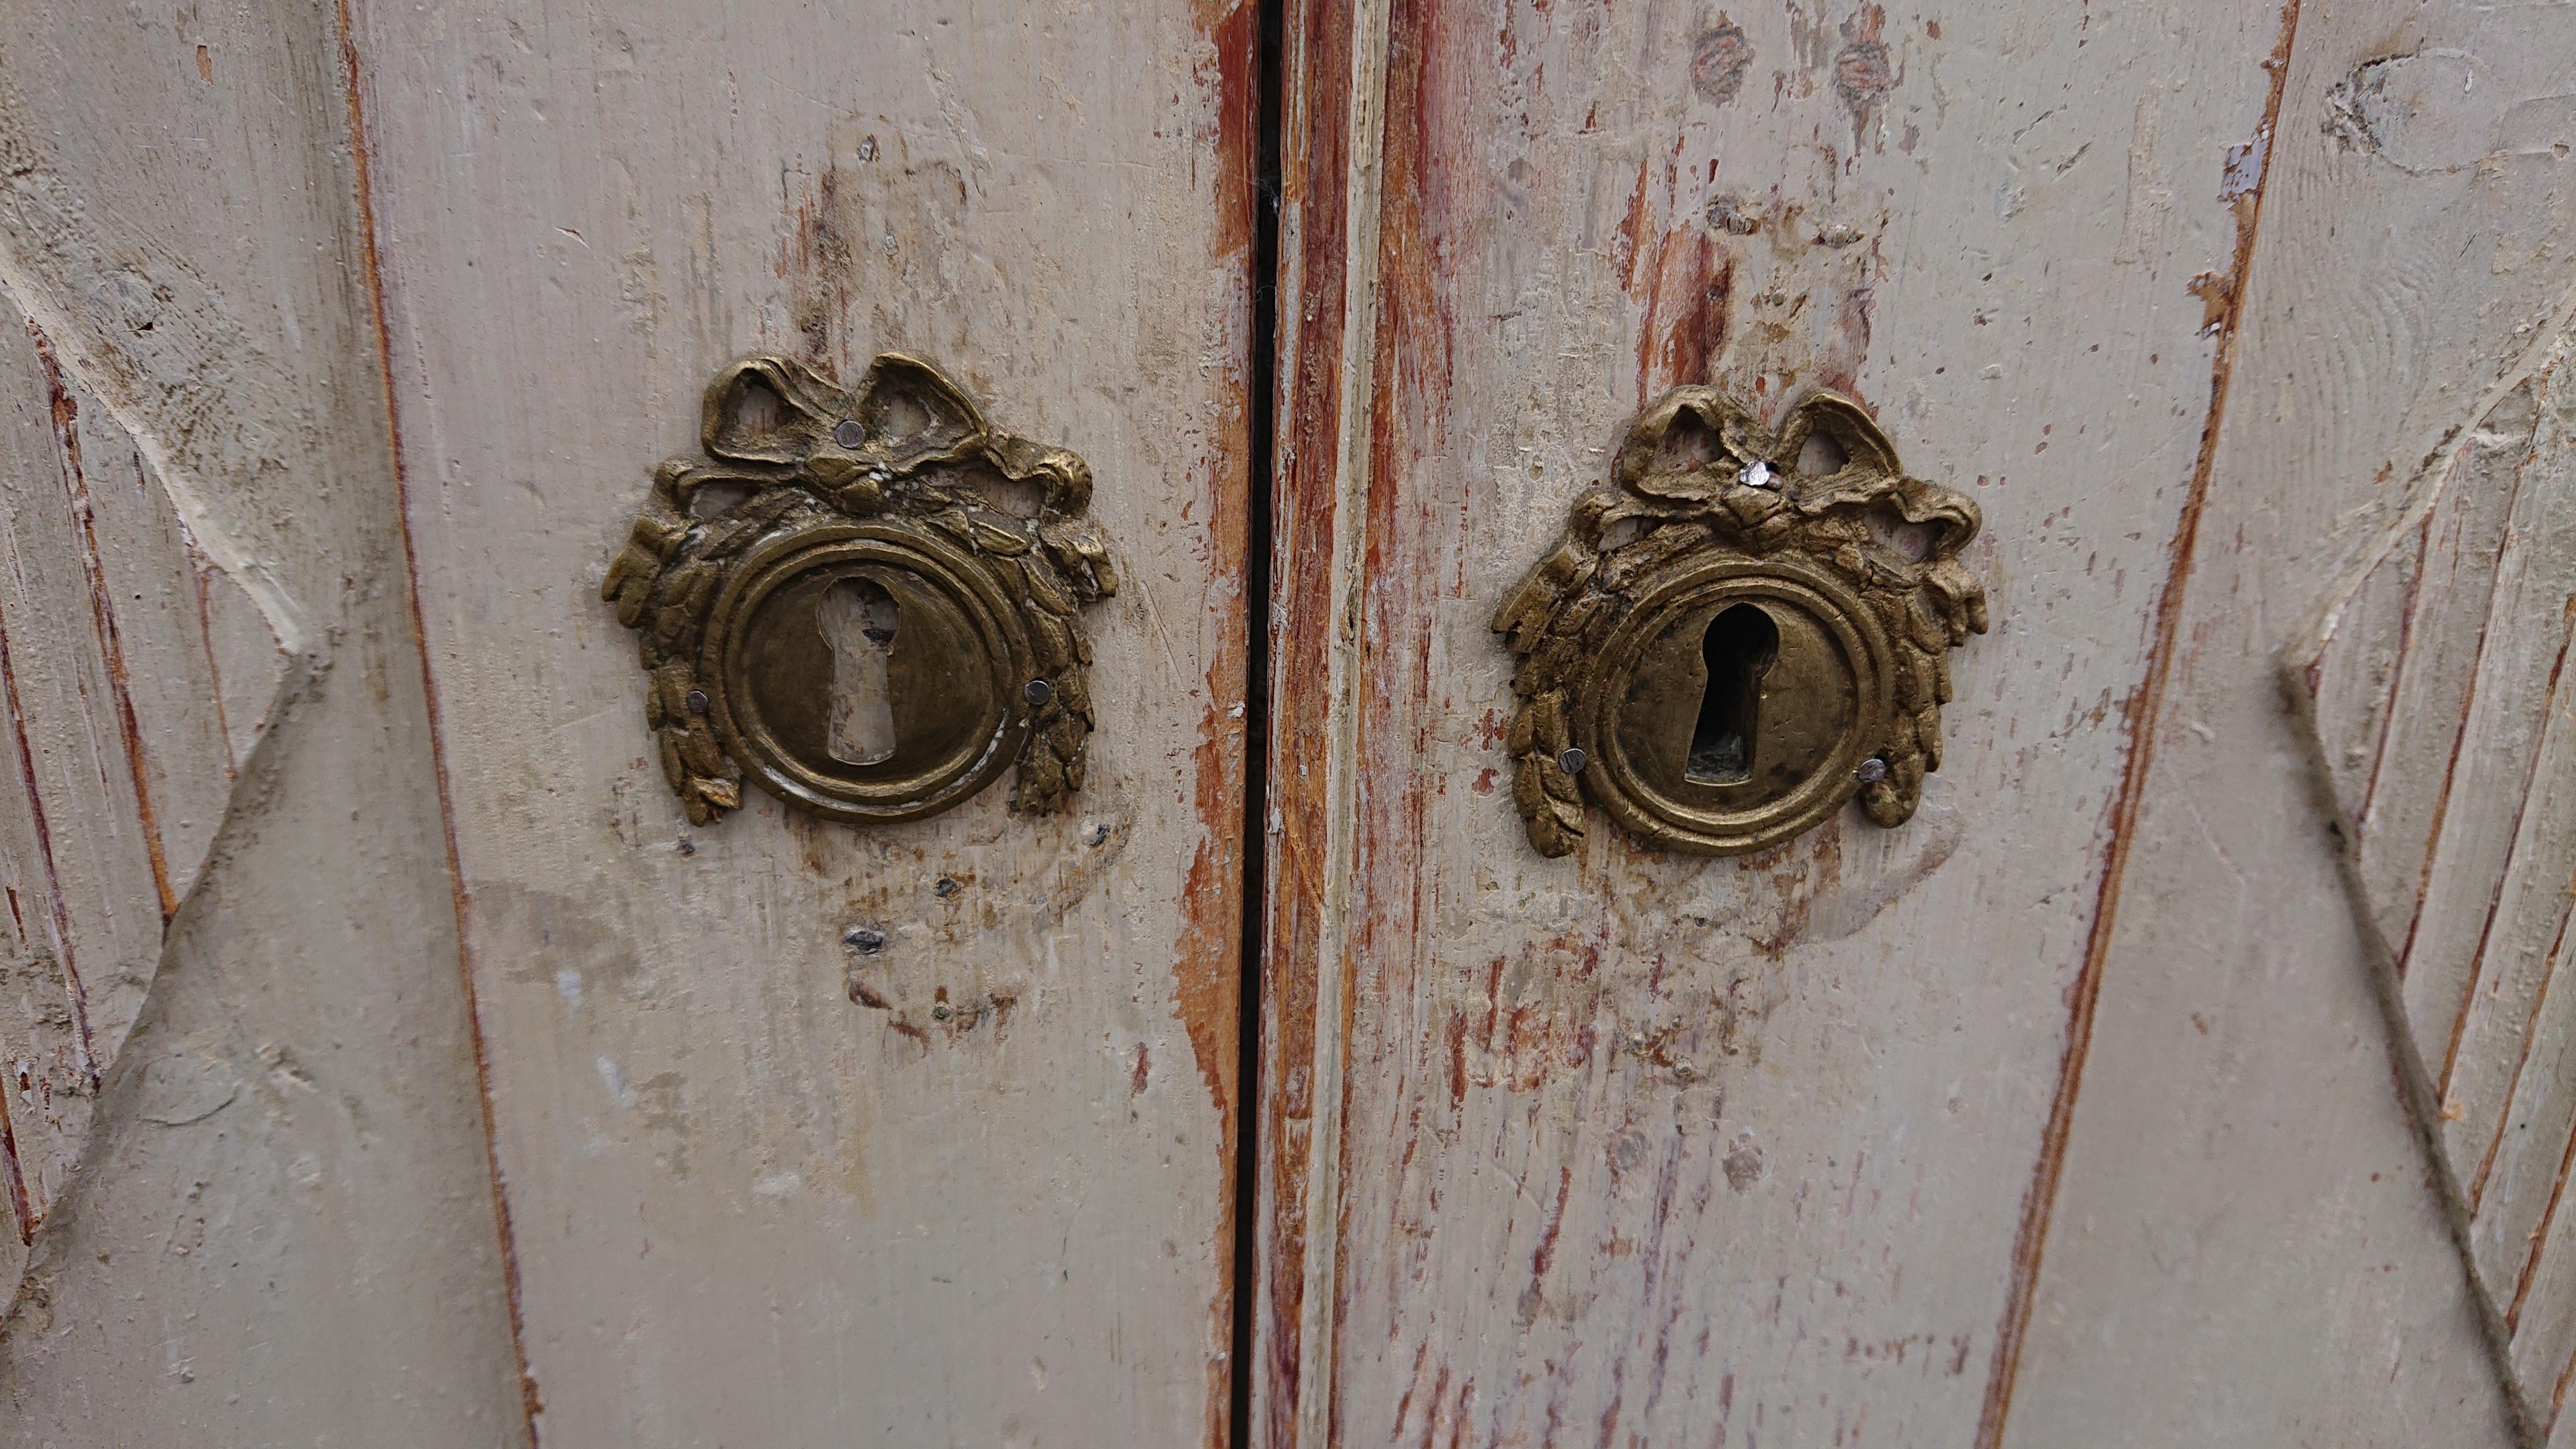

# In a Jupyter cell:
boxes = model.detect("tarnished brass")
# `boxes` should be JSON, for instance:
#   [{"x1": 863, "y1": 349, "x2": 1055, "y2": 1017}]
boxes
[
  {"x1": 603, "y1": 353, "x2": 1117, "y2": 826},
  {"x1": 1493, "y1": 390, "x2": 1985, "y2": 857}
]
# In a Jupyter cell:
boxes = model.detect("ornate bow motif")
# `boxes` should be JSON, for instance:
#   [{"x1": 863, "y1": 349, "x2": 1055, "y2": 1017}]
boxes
[
  {"x1": 602, "y1": 353, "x2": 1117, "y2": 826},
  {"x1": 1492, "y1": 389, "x2": 1986, "y2": 857}
]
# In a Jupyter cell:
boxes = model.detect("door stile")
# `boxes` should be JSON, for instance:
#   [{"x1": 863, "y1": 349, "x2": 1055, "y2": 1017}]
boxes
[{"x1": 1252, "y1": 0, "x2": 1394, "y2": 1444}]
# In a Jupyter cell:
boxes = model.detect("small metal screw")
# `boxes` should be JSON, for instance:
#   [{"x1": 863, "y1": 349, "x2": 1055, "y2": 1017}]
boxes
[
  {"x1": 845, "y1": 926, "x2": 887, "y2": 954},
  {"x1": 930, "y1": 1003, "x2": 954, "y2": 1022},
  {"x1": 1739, "y1": 460, "x2": 1776, "y2": 490},
  {"x1": 1854, "y1": 756, "x2": 1890, "y2": 784},
  {"x1": 1025, "y1": 678, "x2": 1054, "y2": 707},
  {"x1": 685, "y1": 689, "x2": 711, "y2": 715},
  {"x1": 834, "y1": 419, "x2": 867, "y2": 448},
  {"x1": 1559, "y1": 747, "x2": 1588, "y2": 773}
]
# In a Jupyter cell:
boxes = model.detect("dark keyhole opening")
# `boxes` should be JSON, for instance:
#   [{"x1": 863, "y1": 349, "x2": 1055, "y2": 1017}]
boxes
[
  {"x1": 1687, "y1": 603, "x2": 1778, "y2": 783},
  {"x1": 818, "y1": 576, "x2": 901, "y2": 765}
]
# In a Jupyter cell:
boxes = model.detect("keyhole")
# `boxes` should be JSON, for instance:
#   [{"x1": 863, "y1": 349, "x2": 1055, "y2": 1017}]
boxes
[
  {"x1": 818, "y1": 576, "x2": 900, "y2": 764},
  {"x1": 1687, "y1": 604, "x2": 1778, "y2": 783}
]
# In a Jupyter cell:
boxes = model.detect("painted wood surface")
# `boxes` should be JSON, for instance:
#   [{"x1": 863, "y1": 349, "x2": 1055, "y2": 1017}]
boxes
[
  {"x1": 0, "y1": 1, "x2": 2569, "y2": 1443},
  {"x1": 1257, "y1": 1, "x2": 2535, "y2": 1446},
  {"x1": 2001, "y1": 0, "x2": 2576, "y2": 1435},
  {"x1": 339, "y1": 1, "x2": 1257, "y2": 1443},
  {"x1": 2261, "y1": 5, "x2": 2576, "y2": 1428},
  {"x1": 0, "y1": 2, "x2": 531, "y2": 1442}
]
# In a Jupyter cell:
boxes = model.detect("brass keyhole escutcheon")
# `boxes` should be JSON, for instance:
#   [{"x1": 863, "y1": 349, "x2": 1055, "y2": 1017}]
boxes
[
  {"x1": 1494, "y1": 389, "x2": 1987, "y2": 858},
  {"x1": 602, "y1": 352, "x2": 1118, "y2": 827}
]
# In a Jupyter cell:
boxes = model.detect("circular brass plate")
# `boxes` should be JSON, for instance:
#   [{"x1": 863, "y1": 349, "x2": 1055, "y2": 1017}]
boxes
[
  {"x1": 1576, "y1": 555, "x2": 1891, "y2": 856},
  {"x1": 703, "y1": 521, "x2": 1032, "y2": 823}
]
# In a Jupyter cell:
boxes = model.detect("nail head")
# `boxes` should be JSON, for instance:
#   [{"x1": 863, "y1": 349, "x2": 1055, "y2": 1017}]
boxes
[
  {"x1": 1855, "y1": 756, "x2": 1890, "y2": 784},
  {"x1": 1558, "y1": 747, "x2": 1588, "y2": 773},
  {"x1": 845, "y1": 926, "x2": 887, "y2": 954},
  {"x1": 1025, "y1": 679, "x2": 1054, "y2": 706},
  {"x1": 833, "y1": 419, "x2": 867, "y2": 448},
  {"x1": 685, "y1": 689, "x2": 711, "y2": 715}
]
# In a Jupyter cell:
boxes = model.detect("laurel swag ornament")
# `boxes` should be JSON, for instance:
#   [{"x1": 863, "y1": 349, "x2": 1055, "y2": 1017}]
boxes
[
  {"x1": 1493, "y1": 389, "x2": 1986, "y2": 858},
  {"x1": 603, "y1": 353, "x2": 1117, "y2": 827}
]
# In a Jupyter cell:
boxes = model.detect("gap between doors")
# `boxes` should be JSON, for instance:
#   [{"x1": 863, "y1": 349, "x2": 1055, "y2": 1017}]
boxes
[{"x1": 1230, "y1": 1, "x2": 1286, "y2": 1443}]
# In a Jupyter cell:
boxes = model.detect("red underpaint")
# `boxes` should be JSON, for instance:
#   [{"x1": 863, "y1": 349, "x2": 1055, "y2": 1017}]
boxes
[
  {"x1": 1832, "y1": 5, "x2": 1897, "y2": 149},
  {"x1": 175, "y1": 523, "x2": 243, "y2": 781},
  {"x1": 0, "y1": 614, "x2": 42, "y2": 1241},
  {"x1": 2352, "y1": 510, "x2": 2438, "y2": 870},
  {"x1": 2506, "y1": 894, "x2": 2576, "y2": 1339},
  {"x1": 1177, "y1": 716, "x2": 1249, "y2": 1128},
  {"x1": 1182, "y1": 5, "x2": 1262, "y2": 1446},
  {"x1": 0, "y1": 1060, "x2": 25, "y2": 1243},
  {"x1": 1256, "y1": 0, "x2": 1365, "y2": 1440},
  {"x1": 1328, "y1": 7, "x2": 1467, "y2": 1434},
  {"x1": 1632, "y1": 230, "x2": 1731, "y2": 405},
  {"x1": 2390, "y1": 448, "x2": 2517, "y2": 982},
  {"x1": 1529, "y1": 1164, "x2": 1574, "y2": 1287}
]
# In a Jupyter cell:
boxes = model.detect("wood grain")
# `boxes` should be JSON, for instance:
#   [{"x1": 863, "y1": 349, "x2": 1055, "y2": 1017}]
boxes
[
  {"x1": 340, "y1": 2, "x2": 1258, "y2": 1442},
  {"x1": 1256, "y1": 0, "x2": 1386, "y2": 1443}
]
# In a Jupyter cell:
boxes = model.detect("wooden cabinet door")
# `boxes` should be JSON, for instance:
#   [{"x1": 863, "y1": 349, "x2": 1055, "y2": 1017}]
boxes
[
  {"x1": 7, "y1": 1, "x2": 2576, "y2": 1445},
  {"x1": 345, "y1": 5, "x2": 1261, "y2": 1444},
  {"x1": 0, "y1": 3, "x2": 1256, "y2": 1446},
  {"x1": 1252, "y1": 3, "x2": 2576, "y2": 1447}
]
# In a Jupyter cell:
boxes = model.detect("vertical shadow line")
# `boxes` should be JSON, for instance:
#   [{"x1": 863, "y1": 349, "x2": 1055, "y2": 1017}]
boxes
[{"x1": 1230, "y1": 0, "x2": 1287, "y2": 1444}]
